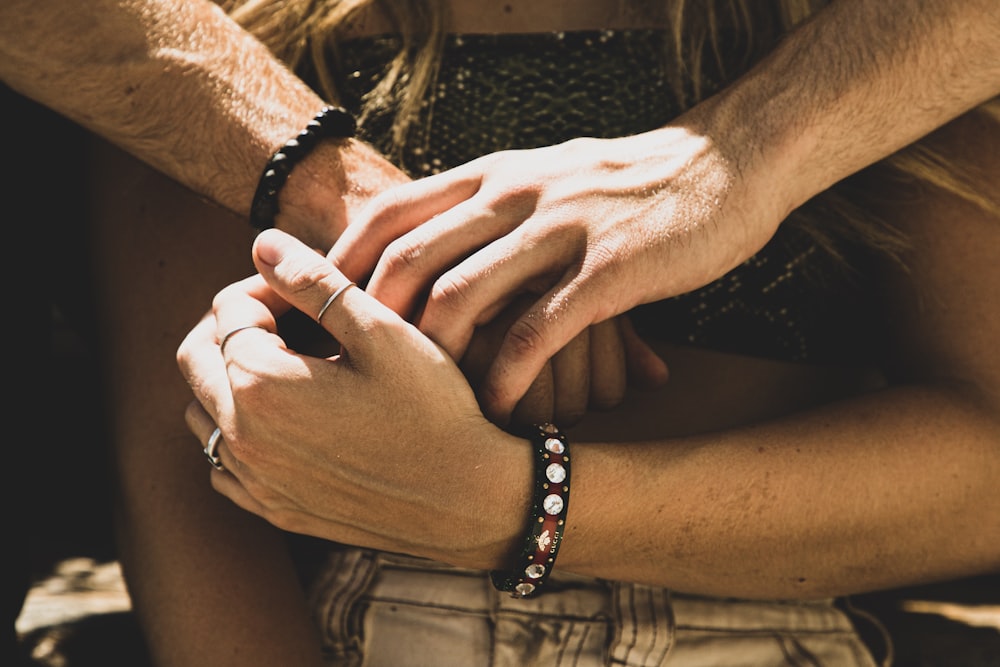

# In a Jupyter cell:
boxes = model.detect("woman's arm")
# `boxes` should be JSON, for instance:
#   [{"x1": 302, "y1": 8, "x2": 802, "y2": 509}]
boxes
[
  {"x1": 569, "y1": 107, "x2": 1000, "y2": 596},
  {"x1": 177, "y1": 108, "x2": 999, "y2": 598},
  {"x1": 565, "y1": 114, "x2": 1000, "y2": 598}
]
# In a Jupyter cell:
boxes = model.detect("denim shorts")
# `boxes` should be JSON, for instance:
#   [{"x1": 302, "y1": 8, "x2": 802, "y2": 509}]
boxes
[{"x1": 305, "y1": 547, "x2": 882, "y2": 667}]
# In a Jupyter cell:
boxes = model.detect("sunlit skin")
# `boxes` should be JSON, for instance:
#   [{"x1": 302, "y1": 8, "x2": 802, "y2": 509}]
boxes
[{"x1": 5, "y1": 0, "x2": 997, "y2": 665}]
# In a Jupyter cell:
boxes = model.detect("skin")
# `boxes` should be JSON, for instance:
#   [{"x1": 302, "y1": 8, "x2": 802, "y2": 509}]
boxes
[
  {"x1": 2, "y1": 3, "x2": 401, "y2": 664},
  {"x1": 85, "y1": 129, "x2": 613, "y2": 667},
  {"x1": 330, "y1": 0, "x2": 1000, "y2": 423},
  {"x1": 180, "y1": 108, "x2": 1000, "y2": 601},
  {"x1": 3, "y1": 2, "x2": 629, "y2": 663},
  {"x1": 0, "y1": 0, "x2": 402, "y2": 250},
  {"x1": 0, "y1": 0, "x2": 638, "y2": 415},
  {"x1": 3, "y1": 0, "x2": 997, "y2": 664},
  {"x1": 84, "y1": 140, "x2": 326, "y2": 666}
]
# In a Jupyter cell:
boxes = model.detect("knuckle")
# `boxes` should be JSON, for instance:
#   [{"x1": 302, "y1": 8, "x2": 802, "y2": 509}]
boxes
[
  {"x1": 474, "y1": 150, "x2": 506, "y2": 171},
  {"x1": 504, "y1": 316, "x2": 549, "y2": 359},
  {"x1": 365, "y1": 186, "x2": 408, "y2": 220},
  {"x1": 176, "y1": 334, "x2": 193, "y2": 367},
  {"x1": 219, "y1": 422, "x2": 265, "y2": 473},
  {"x1": 228, "y1": 368, "x2": 269, "y2": 407},
  {"x1": 350, "y1": 310, "x2": 388, "y2": 347},
  {"x1": 380, "y1": 236, "x2": 427, "y2": 277},
  {"x1": 489, "y1": 183, "x2": 538, "y2": 212},
  {"x1": 279, "y1": 260, "x2": 328, "y2": 302},
  {"x1": 427, "y1": 271, "x2": 473, "y2": 316},
  {"x1": 210, "y1": 282, "x2": 242, "y2": 313},
  {"x1": 234, "y1": 480, "x2": 287, "y2": 529},
  {"x1": 585, "y1": 240, "x2": 620, "y2": 271}
]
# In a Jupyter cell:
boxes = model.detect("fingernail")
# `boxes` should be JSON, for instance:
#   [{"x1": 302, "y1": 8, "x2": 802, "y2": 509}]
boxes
[{"x1": 253, "y1": 229, "x2": 285, "y2": 268}]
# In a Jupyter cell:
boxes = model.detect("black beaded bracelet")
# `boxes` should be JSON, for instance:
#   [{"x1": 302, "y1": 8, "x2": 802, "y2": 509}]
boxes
[
  {"x1": 490, "y1": 423, "x2": 571, "y2": 598},
  {"x1": 249, "y1": 105, "x2": 357, "y2": 231}
]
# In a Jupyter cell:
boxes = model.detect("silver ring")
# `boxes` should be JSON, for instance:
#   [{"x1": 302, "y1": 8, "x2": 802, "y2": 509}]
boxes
[
  {"x1": 317, "y1": 282, "x2": 356, "y2": 323},
  {"x1": 219, "y1": 325, "x2": 268, "y2": 355},
  {"x1": 204, "y1": 427, "x2": 224, "y2": 471}
]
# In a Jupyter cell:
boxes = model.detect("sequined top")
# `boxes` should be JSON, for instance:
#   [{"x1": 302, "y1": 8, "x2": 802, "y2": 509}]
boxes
[{"x1": 331, "y1": 30, "x2": 886, "y2": 366}]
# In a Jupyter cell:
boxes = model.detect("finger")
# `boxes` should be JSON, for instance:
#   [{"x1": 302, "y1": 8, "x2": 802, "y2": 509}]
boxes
[
  {"x1": 184, "y1": 400, "x2": 271, "y2": 515},
  {"x1": 177, "y1": 310, "x2": 237, "y2": 435},
  {"x1": 479, "y1": 275, "x2": 606, "y2": 424},
  {"x1": 587, "y1": 318, "x2": 628, "y2": 410},
  {"x1": 208, "y1": 274, "x2": 304, "y2": 398},
  {"x1": 364, "y1": 199, "x2": 524, "y2": 320},
  {"x1": 417, "y1": 228, "x2": 576, "y2": 362},
  {"x1": 508, "y1": 362, "x2": 554, "y2": 429},
  {"x1": 210, "y1": 272, "x2": 289, "y2": 350},
  {"x1": 550, "y1": 326, "x2": 590, "y2": 425},
  {"x1": 218, "y1": 324, "x2": 273, "y2": 357},
  {"x1": 253, "y1": 229, "x2": 397, "y2": 362},
  {"x1": 185, "y1": 399, "x2": 234, "y2": 474},
  {"x1": 328, "y1": 167, "x2": 482, "y2": 283},
  {"x1": 187, "y1": 391, "x2": 419, "y2": 544}
]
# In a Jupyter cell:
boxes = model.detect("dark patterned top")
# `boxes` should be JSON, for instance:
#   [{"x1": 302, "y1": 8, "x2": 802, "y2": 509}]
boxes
[{"x1": 331, "y1": 30, "x2": 886, "y2": 366}]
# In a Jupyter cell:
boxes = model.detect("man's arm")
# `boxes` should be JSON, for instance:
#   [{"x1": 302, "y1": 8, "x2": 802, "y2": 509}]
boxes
[
  {"x1": 0, "y1": 0, "x2": 406, "y2": 247},
  {"x1": 704, "y1": 0, "x2": 1000, "y2": 218},
  {"x1": 328, "y1": 0, "x2": 1000, "y2": 421}
]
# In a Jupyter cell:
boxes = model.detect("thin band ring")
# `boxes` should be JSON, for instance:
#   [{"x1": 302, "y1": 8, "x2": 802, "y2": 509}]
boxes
[
  {"x1": 204, "y1": 427, "x2": 225, "y2": 471},
  {"x1": 317, "y1": 282, "x2": 356, "y2": 323},
  {"x1": 219, "y1": 325, "x2": 268, "y2": 355}
]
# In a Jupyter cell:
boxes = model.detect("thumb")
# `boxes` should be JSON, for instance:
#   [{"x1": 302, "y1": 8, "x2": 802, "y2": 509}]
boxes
[{"x1": 253, "y1": 229, "x2": 391, "y2": 359}]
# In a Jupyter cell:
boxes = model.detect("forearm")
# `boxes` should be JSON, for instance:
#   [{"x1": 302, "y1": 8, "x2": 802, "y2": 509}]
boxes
[
  {"x1": 555, "y1": 381, "x2": 1000, "y2": 599},
  {"x1": 1, "y1": 0, "x2": 307, "y2": 212},
  {"x1": 690, "y1": 0, "x2": 1000, "y2": 220},
  {"x1": 0, "y1": 0, "x2": 405, "y2": 246}
]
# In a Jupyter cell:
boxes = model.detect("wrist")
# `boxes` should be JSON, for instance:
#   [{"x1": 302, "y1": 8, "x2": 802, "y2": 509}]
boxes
[
  {"x1": 440, "y1": 425, "x2": 534, "y2": 572},
  {"x1": 678, "y1": 83, "x2": 808, "y2": 234},
  {"x1": 490, "y1": 423, "x2": 572, "y2": 597},
  {"x1": 250, "y1": 106, "x2": 357, "y2": 239},
  {"x1": 276, "y1": 137, "x2": 410, "y2": 251}
]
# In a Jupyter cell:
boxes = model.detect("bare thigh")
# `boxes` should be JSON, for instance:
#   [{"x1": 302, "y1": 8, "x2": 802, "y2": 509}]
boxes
[
  {"x1": 87, "y1": 135, "x2": 255, "y2": 513},
  {"x1": 85, "y1": 139, "x2": 326, "y2": 665}
]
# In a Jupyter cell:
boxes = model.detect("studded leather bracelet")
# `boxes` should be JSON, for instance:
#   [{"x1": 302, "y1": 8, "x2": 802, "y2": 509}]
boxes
[
  {"x1": 249, "y1": 105, "x2": 357, "y2": 231},
  {"x1": 490, "y1": 423, "x2": 571, "y2": 598}
]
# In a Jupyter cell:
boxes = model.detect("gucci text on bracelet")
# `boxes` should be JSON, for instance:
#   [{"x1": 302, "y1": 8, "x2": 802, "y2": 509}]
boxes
[
  {"x1": 249, "y1": 105, "x2": 357, "y2": 231},
  {"x1": 491, "y1": 423, "x2": 570, "y2": 598}
]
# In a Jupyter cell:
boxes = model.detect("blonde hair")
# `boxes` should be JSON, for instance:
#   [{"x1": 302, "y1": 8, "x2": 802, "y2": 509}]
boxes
[
  {"x1": 219, "y1": 0, "x2": 447, "y2": 149},
  {"x1": 220, "y1": 0, "x2": 998, "y2": 265}
]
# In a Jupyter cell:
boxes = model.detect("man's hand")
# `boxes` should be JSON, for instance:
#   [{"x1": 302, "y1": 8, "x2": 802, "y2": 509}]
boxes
[{"x1": 329, "y1": 126, "x2": 757, "y2": 423}]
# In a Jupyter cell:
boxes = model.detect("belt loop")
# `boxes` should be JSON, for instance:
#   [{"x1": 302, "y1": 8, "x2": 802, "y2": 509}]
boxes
[{"x1": 609, "y1": 581, "x2": 675, "y2": 666}]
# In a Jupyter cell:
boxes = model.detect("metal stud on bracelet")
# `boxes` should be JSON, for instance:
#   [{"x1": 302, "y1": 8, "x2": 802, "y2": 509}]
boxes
[
  {"x1": 249, "y1": 105, "x2": 357, "y2": 231},
  {"x1": 490, "y1": 423, "x2": 571, "y2": 598}
]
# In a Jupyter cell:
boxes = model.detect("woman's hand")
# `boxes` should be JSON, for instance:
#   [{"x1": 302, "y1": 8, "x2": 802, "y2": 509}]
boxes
[
  {"x1": 329, "y1": 121, "x2": 778, "y2": 424},
  {"x1": 459, "y1": 296, "x2": 641, "y2": 428},
  {"x1": 176, "y1": 229, "x2": 530, "y2": 568}
]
